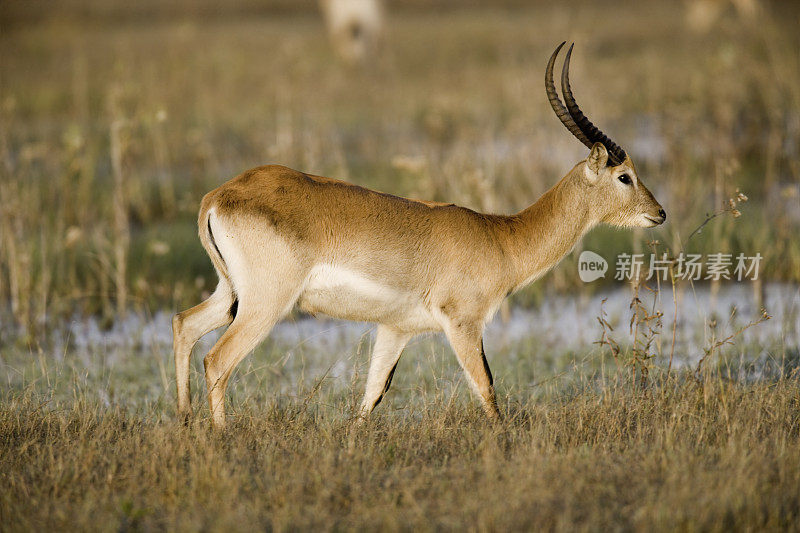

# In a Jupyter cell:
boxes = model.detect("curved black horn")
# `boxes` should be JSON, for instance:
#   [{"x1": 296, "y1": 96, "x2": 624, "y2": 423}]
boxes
[
  {"x1": 561, "y1": 43, "x2": 627, "y2": 166},
  {"x1": 545, "y1": 42, "x2": 593, "y2": 148}
]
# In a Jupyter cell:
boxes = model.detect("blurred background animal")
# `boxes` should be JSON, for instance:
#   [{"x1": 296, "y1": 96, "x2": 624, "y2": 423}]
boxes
[
  {"x1": 685, "y1": 0, "x2": 761, "y2": 33},
  {"x1": 320, "y1": 0, "x2": 385, "y2": 65}
]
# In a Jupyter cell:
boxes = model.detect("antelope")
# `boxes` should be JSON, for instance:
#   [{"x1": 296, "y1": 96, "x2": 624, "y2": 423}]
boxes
[
  {"x1": 320, "y1": 0, "x2": 384, "y2": 65},
  {"x1": 172, "y1": 42, "x2": 666, "y2": 429},
  {"x1": 684, "y1": 0, "x2": 761, "y2": 33}
]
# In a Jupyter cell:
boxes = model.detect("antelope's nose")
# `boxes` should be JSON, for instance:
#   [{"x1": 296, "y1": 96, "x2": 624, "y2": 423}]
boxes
[{"x1": 658, "y1": 208, "x2": 666, "y2": 221}]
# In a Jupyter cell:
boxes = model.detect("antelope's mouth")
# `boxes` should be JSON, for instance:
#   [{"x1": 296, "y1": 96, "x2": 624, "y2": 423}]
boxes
[{"x1": 642, "y1": 214, "x2": 665, "y2": 227}]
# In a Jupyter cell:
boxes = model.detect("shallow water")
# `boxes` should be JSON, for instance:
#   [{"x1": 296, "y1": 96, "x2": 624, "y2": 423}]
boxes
[
  {"x1": 2, "y1": 283, "x2": 797, "y2": 410},
  {"x1": 53, "y1": 282, "x2": 798, "y2": 367}
]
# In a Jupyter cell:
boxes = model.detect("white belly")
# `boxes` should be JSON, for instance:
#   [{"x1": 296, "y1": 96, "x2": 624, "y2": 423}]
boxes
[{"x1": 297, "y1": 263, "x2": 439, "y2": 332}]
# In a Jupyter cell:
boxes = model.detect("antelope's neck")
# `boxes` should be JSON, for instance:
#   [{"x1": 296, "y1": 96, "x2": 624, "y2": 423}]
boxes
[{"x1": 502, "y1": 175, "x2": 596, "y2": 291}]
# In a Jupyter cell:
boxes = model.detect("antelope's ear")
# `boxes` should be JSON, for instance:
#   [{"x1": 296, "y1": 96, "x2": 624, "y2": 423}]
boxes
[{"x1": 585, "y1": 143, "x2": 609, "y2": 180}]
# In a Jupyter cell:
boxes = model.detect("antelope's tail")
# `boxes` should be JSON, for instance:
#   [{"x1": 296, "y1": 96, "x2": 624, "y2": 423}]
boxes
[{"x1": 198, "y1": 196, "x2": 231, "y2": 284}]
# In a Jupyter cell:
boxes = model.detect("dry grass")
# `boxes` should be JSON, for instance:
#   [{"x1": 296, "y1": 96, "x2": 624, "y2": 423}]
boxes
[
  {"x1": 2, "y1": 375, "x2": 799, "y2": 531},
  {"x1": 1, "y1": 283, "x2": 797, "y2": 530}
]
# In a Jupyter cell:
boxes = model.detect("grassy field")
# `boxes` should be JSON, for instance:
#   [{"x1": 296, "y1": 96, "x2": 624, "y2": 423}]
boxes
[
  {"x1": 2, "y1": 1, "x2": 800, "y2": 530},
  {"x1": 2, "y1": 377, "x2": 800, "y2": 531},
  {"x1": 2, "y1": 280, "x2": 798, "y2": 530},
  {"x1": 1, "y1": 1, "x2": 799, "y2": 332}
]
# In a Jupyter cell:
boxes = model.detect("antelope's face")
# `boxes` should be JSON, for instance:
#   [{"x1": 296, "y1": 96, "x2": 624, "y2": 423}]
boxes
[
  {"x1": 583, "y1": 143, "x2": 666, "y2": 228},
  {"x1": 545, "y1": 42, "x2": 666, "y2": 229}
]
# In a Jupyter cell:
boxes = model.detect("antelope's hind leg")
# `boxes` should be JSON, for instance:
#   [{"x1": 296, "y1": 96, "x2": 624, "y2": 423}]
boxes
[
  {"x1": 203, "y1": 281, "x2": 303, "y2": 430},
  {"x1": 173, "y1": 280, "x2": 236, "y2": 419}
]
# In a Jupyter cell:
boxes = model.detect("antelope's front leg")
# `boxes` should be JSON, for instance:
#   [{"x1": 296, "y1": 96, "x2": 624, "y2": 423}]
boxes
[
  {"x1": 357, "y1": 325, "x2": 412, "y2": 419},
  {"x1": 444, "y1": 322, "x2": 500, "y2": 420}
]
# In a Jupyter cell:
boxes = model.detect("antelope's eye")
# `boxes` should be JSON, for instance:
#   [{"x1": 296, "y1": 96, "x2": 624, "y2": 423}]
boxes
[{"x1": 618, "y1": 174, "x2": 632, "y2": 185}]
